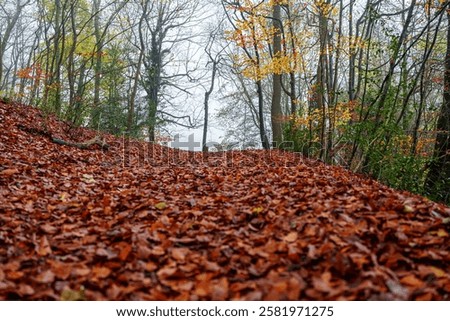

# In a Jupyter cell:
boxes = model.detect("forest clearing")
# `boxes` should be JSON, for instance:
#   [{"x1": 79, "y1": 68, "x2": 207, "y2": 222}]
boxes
[{"x1": 1, "y1": 100, "x2": 449, "y2": 300}]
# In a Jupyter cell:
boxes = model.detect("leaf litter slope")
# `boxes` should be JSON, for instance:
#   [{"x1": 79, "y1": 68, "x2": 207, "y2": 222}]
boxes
[{"x1": 0, "y1": 101, "x2": 449, "y2": 300}]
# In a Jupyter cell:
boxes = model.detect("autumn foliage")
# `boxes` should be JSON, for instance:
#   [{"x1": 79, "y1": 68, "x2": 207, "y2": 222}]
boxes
[{"x1": 0, "y1": 100, "x2": 449, "y2": 300}]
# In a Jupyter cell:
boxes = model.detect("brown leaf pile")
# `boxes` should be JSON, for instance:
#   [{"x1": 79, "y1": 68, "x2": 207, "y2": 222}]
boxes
[{"x1": 1, "y1": 101, "x2": 449, "y2": 300}]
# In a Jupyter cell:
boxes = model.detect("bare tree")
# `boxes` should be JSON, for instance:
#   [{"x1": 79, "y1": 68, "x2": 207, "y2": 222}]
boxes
[
  {"x1": 222, "y1": 0, "x2": 271, "y2": 149},
  {"x1": 137, "y1": 0, "x2": 201, "y2": 142},
  {"x1": 202, "y1": 23, "x2": 227, "y2": 152},
  {"x1": 0, "y1": 0, "x2": 30, "y2": 90}
]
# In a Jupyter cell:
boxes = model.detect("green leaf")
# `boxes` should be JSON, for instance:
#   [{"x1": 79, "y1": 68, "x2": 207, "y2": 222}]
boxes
[
  {"x1": 60, "y1": 286, "x2": 86, "y2": 301},
  {"x1": 155, "y1": 202, "x2": 167, "y2": 210}
]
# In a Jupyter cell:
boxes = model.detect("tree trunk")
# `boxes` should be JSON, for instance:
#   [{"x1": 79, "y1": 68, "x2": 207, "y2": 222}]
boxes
[
  {"x1": 425, "y1": 8, "x2": 450, "y2": 204},
  {"x1": 271, "y1": 3, "x2": 283, "y2": 147},
  {"x1": 42, "y1": 0, "x2": 63, "y2": 116},
  {"x1": 203, "y1": 60, "x2": 218, "y2": 152},
  {"x1": 0, "y1": 1, "x2": 26, "y2": 91},
  {"x1": 316, "y1": 2, "x2": 329, "y2": 161},
  {"x1": 257, "y1": 80, "x2": 270, "y2": 149},
  {"x1": 91, "y1": 0, "x2": 103, "y2": 129},
  {"x1": 128, "y1": 50, "x2": 144, "y2": 136},
  {"x1": 373, "y1": 0, "x2": 416, "y2": 125},
  {"x1": 348, "y1": 0, "x2": 355, "y2": 101}
]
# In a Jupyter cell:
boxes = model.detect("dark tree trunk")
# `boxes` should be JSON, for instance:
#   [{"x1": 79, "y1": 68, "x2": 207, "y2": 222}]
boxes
[
  {"x1": 425, "y1": 8, "x2": 450, "y2": 204},
  {"x1": 203, "y1": 59, "x2": 218, "y2": 152},
  {"x1": 271, "y1": 3, "x2": 283, "y2": 147},
  {"x1": 257, "y1": 80, "x2": 270, "y2": 149}
]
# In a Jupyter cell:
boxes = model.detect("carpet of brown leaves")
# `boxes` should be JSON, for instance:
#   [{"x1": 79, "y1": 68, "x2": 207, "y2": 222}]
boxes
[{"x1": 1, "y1": 101, "x2": 449, "y2": 300}]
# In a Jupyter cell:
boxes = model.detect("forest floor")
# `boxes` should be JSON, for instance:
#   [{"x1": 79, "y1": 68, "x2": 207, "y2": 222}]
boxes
[{"x1": 1, "y1": 100, "x2": 450, "y2": 300}]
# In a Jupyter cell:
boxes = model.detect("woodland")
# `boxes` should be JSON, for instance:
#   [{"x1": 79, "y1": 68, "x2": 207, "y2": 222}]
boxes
[
  {"x1": 0, "y1": 0, "x2": 449, "y2": 202},
  {"x1": 0, "y1": 0, "x2": 450, "y2": 300}
]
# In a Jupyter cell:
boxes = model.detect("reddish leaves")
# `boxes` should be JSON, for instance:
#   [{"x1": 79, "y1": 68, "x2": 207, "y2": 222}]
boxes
[
  {"x1": 0, "y1": 101, "x2": 450, "y2": 300},
  {"x1": 0, "y1": 168, "x2": 19, "y2": 176}
]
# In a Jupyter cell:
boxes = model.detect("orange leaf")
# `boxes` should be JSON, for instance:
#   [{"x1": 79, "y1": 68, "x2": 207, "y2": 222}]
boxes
[
  {"x1": 1, "y1": 168, "x2": 19, "y2": 176},
  {"x1": 92, "y1": 266, "x2": 111, "y2": 279},
  {"x1": 118, "y1": 243, "x2": 132, "y2": 261},
  {"x1": 35, "y1": 270, "x2": 55, "y2": 284},
  {"x1": 17, "y1": 284, "x2": 35, "y2": 296},
  {"x1": 37, "y1": 236, "x2": 52, "y2": 256},
  {"x1": 284, "y1": 232, "x2": 298, "y2": 243},
  {"x1": 157, "y1": 266, "x2": 177, "y2": 279},
  {"x1": 171, "y1": 248, "x2": 189, "y2": 262},
  {"x1": 49, "y1": 260, "x2": 71, "y2": 280},
  {"x1": 144, "y1": 262, "x2": 158, "y2": 272},
  {"x1": 400, "y1": 275, "x2": 425, "y2": 288},
  {"x1": 72, "y1": 267, "x2": 91, "y2": 277}
]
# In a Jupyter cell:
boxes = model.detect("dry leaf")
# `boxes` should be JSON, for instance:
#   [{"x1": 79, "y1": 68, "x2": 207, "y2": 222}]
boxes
[
  {"x1": 1, "y1": 101, "x2": 450, "y2": 301},
  {"x1": 157, "y1": 266, "x2": 178, "y2": 279},
  {"x1": 400, "y1": 275, "x2": 425, "y2": 288},
  {"x1": 37, "y1": 236, "x2": 52, "y2": 256},
  {"x1": 60, "y1": 287, "x2": 86, "y2": 301},
  {"x1": 117, "y1": 243, "x2": 133, "y2": 261},
  {"x1": 35, "y1": 270, "x2": 55, "y2": 284},
  {"x1": 92, "y1": 266, "x2": 111, "y2": 279},
  {"x1": 403, "y1": 205, "x2": 414, "y2": 213},
  {"x1": 18, "y1": 284, "x2": 35, "y2": 296},
  {"x1": 1, "y1": 168, "x2": 19, "y2": 176},
  {"x1": 171, "y1": 248, "x2": 189, "y2": 262},
  {"x1": 284, "y1": 232, "x2": 298, "y2": 243}
]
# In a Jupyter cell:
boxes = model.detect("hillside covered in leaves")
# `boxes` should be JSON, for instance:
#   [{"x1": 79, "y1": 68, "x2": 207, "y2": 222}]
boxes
[{"x1": 0, "y1": 101, "x2": 450, "y2": 300}]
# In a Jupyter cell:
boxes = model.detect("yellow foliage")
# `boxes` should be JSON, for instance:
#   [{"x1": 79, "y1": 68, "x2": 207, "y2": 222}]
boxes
[
  {"x1": 313, "y1": 0, "x2": 337, "y2": 16},
  {"x1": 334, "y1": 101, "x2": 355, "y2": 127},
  {"x1": 421, "y1": 0, "x2": 448, "y2": 13},
  {"x1": 289, "y1": 100, "x2": 356, "y2": 132},
  {"x1": 225, "y1": 0, "x2": 310, "y2": 81}
]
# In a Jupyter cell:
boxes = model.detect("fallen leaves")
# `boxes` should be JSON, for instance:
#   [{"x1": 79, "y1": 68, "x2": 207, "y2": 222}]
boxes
[
  {"x1": 171, "y1": 247, "x2": 190, "y2": 262},
  {"x1": 0, "y1": 168, "x2": 19, "y2": 176},
  {"x1": 35, "y1": 271, "x2": 55, "y2": 284},
  {"x1": 116, "y1": 242, "x2": 133, "y2": 261},
  {"x1": 283, "y1": 231, "x2": 299, "y2": 243},
  {"x1": 0, "y1": 101, "x2": 450, "y2": 300},
  {"x1": 49, "y1": 260, "x2": 72, "y2": 280},
  {"x1": 92, "y1": 266, "x2": 112, "y2": 279},
  {"x1": 36, "y1": 236, "x2": 52, "y2": 257},
  {"x1": 400, "y1": 275, "x2": 425, "y2": 288}
]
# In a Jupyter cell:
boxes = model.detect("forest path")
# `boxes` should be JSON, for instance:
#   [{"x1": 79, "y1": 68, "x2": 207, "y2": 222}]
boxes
[{"x1": 1, "y1": 101, "x2": 449, "y2": 300}]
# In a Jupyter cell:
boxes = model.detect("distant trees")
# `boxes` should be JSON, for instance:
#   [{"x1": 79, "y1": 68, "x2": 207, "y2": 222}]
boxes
[
  {"x1": 1, "y1": 0, "x2": 449, "y2": 203},
  {"x1": 0, "y1": 0, "x2": 31, "y2": 92},
  {"x1": 3, "y1": 0, "x2": 202, "y2": 139},
  {"x1": 134, "y1": 0, "x2": 201, "y2": 141},
  {"x1": 222, "y1": 0, "x2": 273, "y2": 149},
  {"x1": 219, "y1": 0, "x2": 450, "y2": 203}
]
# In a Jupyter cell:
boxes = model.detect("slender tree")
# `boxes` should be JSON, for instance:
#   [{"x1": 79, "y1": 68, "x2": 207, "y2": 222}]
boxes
[
  {"x1": 271, "y1": 2, "x2": 283, "y2": 147},
  {"x1": 138, "y1": 0, "x2": 200, "y2": 142},
  {"x1": 202, "y1": 25, "x2": 226, "y2": 152},
  {"x1": 0, "y1": 0, "x2": 30, "y2": 90},
  {"x1": 425, "y1": 4, "x2": 450, "y2": 203}
]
